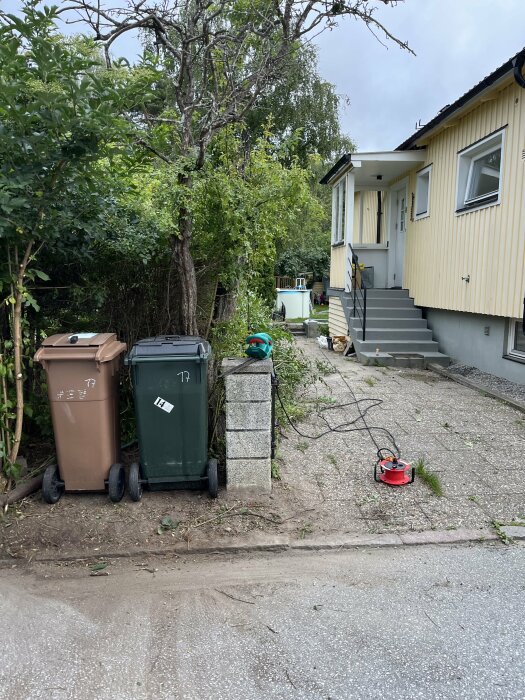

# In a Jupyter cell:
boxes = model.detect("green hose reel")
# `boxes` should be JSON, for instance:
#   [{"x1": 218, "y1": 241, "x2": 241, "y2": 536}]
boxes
[{"x1": 245, "y1": 332, "x2": 273, "y2": 360}]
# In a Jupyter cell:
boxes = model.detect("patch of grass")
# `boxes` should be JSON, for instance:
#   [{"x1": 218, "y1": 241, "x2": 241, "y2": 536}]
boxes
[
  {"x1": 312, "y1": 395, "x2": 337, "y2": 406},
  {"x1": 299, "y1": 522, "x2": 313, "y2": 539},
  {"x1": 296, "y1": 441, "x2": 309, "y2": 454},
  {"x1": 284, "y1": 402, "x2": 311, "y2": 422},
  {"x1": 415, "y1": 458, "x2": 443, "y2": 497},
  {"x1": 491, "y1": 520, "x2": 513, "y2": 545},
  {"x1": 271, "y1": 460, "x2": 281, "y2": 480},
  {"x1": 468, "y1": 495, "x2": 480, "y2": 504},
  {"x1": 326, "y1": 454, "x2": 337, "y2": 467},
  {"x1": 363, "y1": 377, "x2": 377, "y2": 387}
]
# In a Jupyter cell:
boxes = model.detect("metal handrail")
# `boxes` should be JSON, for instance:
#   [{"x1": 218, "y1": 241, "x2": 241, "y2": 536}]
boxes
[{"x1": 347, "y1": 243, "x2": 367, "y2": 342}]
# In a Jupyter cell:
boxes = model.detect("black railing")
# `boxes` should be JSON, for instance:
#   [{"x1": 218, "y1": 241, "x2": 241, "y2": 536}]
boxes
[{"x1": 347, "y1": 243, "x2": 367, "y2": 342}]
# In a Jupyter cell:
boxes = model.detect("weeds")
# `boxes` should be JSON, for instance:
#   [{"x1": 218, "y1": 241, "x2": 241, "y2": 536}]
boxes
[
  {"x1": 326, "y1": 454, "x2": 337, "y2": 467},
  {"x1": 363, "y1": 377, "x2": 376, "y2": 387},
  {"x1": 492, "y1": 520, "x2": 513, "y2": 545},
  {"x1": 157, "y1": 516, "x2": 180, "y2": 535},
  {"x1": 415, "y1": 458, "x2": 443, "y2": 497},
  {"x1": 271, "y1": 460, "x2": 281, "y2": 480},
  {"x1": 296, "y1": 441, "x2": 309, "y2": 454},
  {"x1": 299, "y1": 522, "x2": 313, "y2": 539}
]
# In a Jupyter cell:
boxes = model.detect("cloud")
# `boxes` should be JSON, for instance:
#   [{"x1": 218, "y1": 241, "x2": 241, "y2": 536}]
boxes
[{"x1": 314, "y1": 0, "x2": 524, "y2": 152}]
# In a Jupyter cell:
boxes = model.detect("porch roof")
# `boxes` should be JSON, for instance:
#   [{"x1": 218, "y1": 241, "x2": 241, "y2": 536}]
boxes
[{"x1": 320, "y1": 150, "x2": 426, "y2": 189}]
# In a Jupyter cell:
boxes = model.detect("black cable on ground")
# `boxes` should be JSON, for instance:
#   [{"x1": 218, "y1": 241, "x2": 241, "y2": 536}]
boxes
[{"x1": 276, "y1": 348, "x2": 401, "y2": 461}]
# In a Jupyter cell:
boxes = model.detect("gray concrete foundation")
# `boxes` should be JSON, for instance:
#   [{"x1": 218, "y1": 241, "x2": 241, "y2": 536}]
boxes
[{"x1": 425, "y1": 308, "x2": 524, "y2": 383}]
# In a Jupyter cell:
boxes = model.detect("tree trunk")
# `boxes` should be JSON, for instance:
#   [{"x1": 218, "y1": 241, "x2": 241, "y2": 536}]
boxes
[
  {"x1": 170, "y1": 189, "x2": 199, "y2": 335},
  {"x1": 8, "y1": 241, "x2": 33, "y2": 468}
]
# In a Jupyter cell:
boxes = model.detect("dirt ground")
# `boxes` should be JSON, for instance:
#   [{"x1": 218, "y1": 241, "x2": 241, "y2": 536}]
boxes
[{"x1": 2, "y1": 338, "x2": 525, "y2": 561}]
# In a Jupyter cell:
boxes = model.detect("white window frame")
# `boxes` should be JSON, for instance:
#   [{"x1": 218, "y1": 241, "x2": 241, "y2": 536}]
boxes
[
  {"x1": 332, "y1": 178, "x2": 346, "y2": 244},
  {"x1": 507, "y1": 319, "x2": 525, "y2": 359},
  {"x1": 414, "y1": 164, "x2": 432, "y2": 220},
  {"x1": 456, "y1": 129, "x2": 505, "y2": 215}
]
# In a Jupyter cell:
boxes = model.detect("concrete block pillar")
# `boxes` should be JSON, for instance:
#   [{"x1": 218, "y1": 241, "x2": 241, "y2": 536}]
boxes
[{"x1": 222, "y1": 358, "x2": 273, "y2": 495}]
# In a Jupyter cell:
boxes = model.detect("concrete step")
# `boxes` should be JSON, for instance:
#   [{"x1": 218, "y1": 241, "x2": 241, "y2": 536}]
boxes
[
  {"x1": 348, "y1": 296, "x2": 415, "y2": 308},
  {"x1": 354, "y1": 339, "x2": 441, "y2": 353},
  {"x1": 345, "y1": 288, "x2": 409, "y2": 299},
  {"x1": 349, "y1": 317, "x2": 427, "y2": 329},
  {"x1": 358, "y1": 306, "x2": 423, "y2": 319},
  {"x1": 351, "y1": 328, "x2": 434, "y2": 341},
  {"x1": 360, "y1": 351, "x2": 450, "y2": 368}
]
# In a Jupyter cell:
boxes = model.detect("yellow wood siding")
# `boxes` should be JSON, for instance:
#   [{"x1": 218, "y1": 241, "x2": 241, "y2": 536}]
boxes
[
  {"x1": 329, "y1": 296, "x2": 348, "y2": 337},
  {"x1": 353, "y1": 192, "x2": 360, "y2": 239},
  {"x1": 360, "y1": 191, "x2": 385, "y2": 244},
  {"x1": 330, "y1": 244, "x2": 346, "y2": 289},
  {"x1": 404, "y1": 80, "x2": 525, "y2": 318}
]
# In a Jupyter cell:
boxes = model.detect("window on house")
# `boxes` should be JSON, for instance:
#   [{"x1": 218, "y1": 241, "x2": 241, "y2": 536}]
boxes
[
  {"x1": 415, "y1": 165, "x2": 431, "y2": 219},
  {"x1": 456, "y1": 130, "x2": 504, "y2": 213},
  {"x1": 507, "y1": 319, "x2": 525, "y2": 359},
  {"x1": 333, "y1": 179, "x2": 346, "y2": 243}
]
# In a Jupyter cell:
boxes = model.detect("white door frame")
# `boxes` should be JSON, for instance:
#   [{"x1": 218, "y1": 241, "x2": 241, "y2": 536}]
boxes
[{"x1": 387, "y1": 178, "x2": 408, "y2": 288}]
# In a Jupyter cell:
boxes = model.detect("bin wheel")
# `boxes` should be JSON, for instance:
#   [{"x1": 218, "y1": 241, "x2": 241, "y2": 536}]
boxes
[
  {"x1": 208, "y1": 458, "x2": 218, "y2": 499},
  {"x1": 42, "y1": 464, "x2": 64, "y2": 504},
  {"x1": 128, "y1": 461, "x2": 143, "y2": 502},
  {"x1": 108, "y1": 463, "x2": 125, "y2": 503}
]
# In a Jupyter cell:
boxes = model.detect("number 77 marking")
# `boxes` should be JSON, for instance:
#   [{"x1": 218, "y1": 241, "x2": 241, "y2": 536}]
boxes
[{"x1": 177, "y1": 371, "x2": 190, "y2": 382}]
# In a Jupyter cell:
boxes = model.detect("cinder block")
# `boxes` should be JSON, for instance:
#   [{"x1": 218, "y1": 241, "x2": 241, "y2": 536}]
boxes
[
  {"x1": 226, "y1": 401, "x2": 271, "y2": 430},
  {"x1": 303, "y1": 320, "x2": 320, "y2": 338},
  {"x1": 222, "y1": 358, "x2": 274, "y2": 374},
  {"x1": 225, "y1": 374, "x2": 271, "y2": 402},
  {"x1": 226, "y1": 458, "x2": 271, "y2": 493},
  {"x1": 226, "y1": 430, "x2": 271, "y2": 459}
]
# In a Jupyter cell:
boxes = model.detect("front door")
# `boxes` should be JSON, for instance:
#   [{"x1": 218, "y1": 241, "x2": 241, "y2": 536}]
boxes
[{"x1": 389, "y1": 187, "x2": 406, "y2": 288}]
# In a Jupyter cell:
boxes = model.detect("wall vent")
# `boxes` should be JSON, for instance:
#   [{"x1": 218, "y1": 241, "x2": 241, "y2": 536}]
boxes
[{"x1": 522, "y1": 148, "x2": 525, "y2": 160}]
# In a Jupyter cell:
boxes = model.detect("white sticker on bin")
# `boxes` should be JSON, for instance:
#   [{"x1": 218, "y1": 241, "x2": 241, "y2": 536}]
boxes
[{"x1": 154, "y1": 396, "x2": 174, "y2": 414}]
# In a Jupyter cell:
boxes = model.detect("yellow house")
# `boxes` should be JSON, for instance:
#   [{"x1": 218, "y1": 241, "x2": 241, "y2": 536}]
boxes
[{"x1": 322, "y1": 48, "x2": 525, "y2": 383}]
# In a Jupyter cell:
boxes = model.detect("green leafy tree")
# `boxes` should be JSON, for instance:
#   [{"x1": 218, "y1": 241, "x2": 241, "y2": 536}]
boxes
[
  {"x1": 61, "y1": 0, "x2": 410, "y2": 335},
  {"x1": 0, "y1": 4, "x2": 130, "y2": 471}
]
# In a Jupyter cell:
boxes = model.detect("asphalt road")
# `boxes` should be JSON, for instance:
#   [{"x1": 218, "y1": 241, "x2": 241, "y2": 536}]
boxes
[{"x1": 1, "y1": 542, "x2": 524, "y2": 700}]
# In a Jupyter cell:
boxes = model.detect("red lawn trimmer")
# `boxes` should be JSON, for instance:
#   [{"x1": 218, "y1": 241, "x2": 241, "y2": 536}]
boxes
[{"x1": 374, "y1": 450, "x2": 415, "y2": 486}]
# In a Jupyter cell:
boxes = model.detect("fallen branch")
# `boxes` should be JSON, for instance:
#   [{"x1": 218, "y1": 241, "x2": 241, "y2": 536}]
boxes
[
  {"x1": 215, "y1": 589, "x2": 255, "y2": 605},
  {"x1": 0, "y1": 474, "x2": 43, "y2": 509}
]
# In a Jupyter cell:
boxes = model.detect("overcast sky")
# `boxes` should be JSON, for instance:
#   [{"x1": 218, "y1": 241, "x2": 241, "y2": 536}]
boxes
[
  {"x1": 4, "y1": 0, "x2": 524, "y2": 153},
  {"x1": 315, "y1": 0, "x2": 524, "y2": 152}
]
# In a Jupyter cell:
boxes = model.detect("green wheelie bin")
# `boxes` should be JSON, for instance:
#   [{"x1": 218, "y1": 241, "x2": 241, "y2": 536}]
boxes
[{"x1": 125, "y1": 335, "x2": 218, "y2": 500}]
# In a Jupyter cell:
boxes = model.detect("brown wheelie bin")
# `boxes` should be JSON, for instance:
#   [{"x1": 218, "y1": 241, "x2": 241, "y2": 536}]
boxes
[{"x1": 35, "y1": 333, "x2": 126, "y2": 503}]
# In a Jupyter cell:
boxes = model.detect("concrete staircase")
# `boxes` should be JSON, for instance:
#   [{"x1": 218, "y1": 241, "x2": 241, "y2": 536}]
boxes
[{"x1": 341, "y1": 289, "x2": 450, "y2": 368}]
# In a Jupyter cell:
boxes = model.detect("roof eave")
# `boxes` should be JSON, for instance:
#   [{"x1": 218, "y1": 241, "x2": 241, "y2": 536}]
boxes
[{"x1": 397, "y1": 50, "x2": 524, "y2": 150}]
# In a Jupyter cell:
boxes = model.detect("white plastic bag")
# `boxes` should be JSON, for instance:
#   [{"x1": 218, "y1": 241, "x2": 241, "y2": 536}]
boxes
[{"x1": 317, "y1": 335, "x2": 329, "y2": 349}]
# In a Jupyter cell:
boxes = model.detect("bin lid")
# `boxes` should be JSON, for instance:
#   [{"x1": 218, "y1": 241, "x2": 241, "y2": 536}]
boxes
[
  {"x1": 34, "y1": 333, "x2": 126, "y2": 364},
  {"x1": 126, "y1": 335, "x2": 210, "y2": 362}
]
